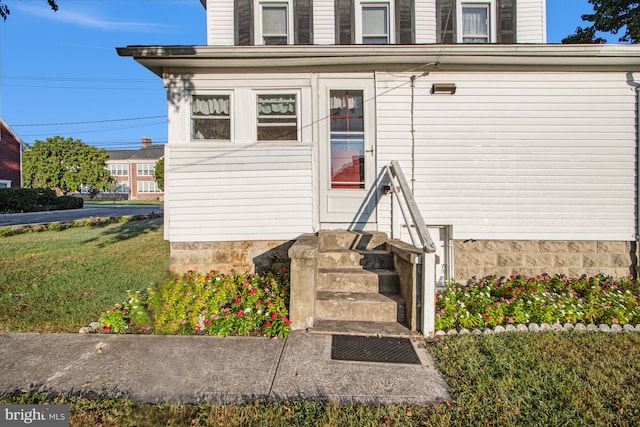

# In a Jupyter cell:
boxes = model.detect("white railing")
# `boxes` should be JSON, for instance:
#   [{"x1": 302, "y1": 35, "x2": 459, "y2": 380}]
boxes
[{"x1": 384, "y1": 160, "x2": 438, "y2": 336}]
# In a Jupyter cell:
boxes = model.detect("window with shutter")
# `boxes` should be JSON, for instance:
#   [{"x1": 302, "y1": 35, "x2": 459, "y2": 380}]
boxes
[{"x1": 255, "y1": 0, "x2": 294, "y2": 45}]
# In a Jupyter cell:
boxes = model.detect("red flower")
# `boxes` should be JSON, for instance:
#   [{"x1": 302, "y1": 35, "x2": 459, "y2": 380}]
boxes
[
  {"x1": 104, "y1": 326, "x2": 111, "y2": 332},
  {"x1": 285, "y1": 319, "x2": 291, "y2": 326},
  {"x1": 238, "y1": 310, "x2": 244, "y2": 317},
  {"x1": 235, "y1": 299, "x2": 240, "y2": 305},
  {"x1": 271, "y1": 313, "x2": 278, "y2": 320},
  {"x1": 265, "y1": 321, "x2": 272, "y2": 327},
  {"x1": 249, "y1": 289, "x2": 257, "y2": 295}
]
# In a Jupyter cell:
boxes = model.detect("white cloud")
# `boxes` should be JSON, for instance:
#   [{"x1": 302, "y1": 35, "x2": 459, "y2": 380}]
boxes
[{"x1": 14, "y1": 3, "x2": 167, "y2": 33}]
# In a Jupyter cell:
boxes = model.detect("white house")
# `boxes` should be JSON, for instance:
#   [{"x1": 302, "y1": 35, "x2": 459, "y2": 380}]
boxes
[{"x1": 118, "y1": 0, "x2": 640, "y2": 335}]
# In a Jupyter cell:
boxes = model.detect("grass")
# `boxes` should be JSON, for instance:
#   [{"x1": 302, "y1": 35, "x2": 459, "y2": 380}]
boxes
[
  {"x1": 84, "y1": 200, "x2": 163, "y2": 206},
  {"x1": 2, "y1": 332, "x2": 639, "y2": 425},
  {"x1": 1, "y1": 223, "x2": 640, "y2": 424},
  {"x1": 0, "y1": 217, "x2": 170, "y2": 332}
]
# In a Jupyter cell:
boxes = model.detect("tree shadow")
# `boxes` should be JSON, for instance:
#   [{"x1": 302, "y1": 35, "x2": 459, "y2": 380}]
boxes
[{"x1": 95, "y1": 216, "x2": 163, "y2": 247}]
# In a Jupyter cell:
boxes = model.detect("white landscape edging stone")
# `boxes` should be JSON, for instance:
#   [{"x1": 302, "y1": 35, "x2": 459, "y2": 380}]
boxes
[{"x1": 434, "y1": 322, "x2": 640, "y2": 337}]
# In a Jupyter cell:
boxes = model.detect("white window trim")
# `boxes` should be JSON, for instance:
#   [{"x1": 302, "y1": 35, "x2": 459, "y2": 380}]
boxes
[
  {"x1": 457, "y1": 0, "x2": 497, "y2": 44},
  {"x1": 355, "y1": 0, "x2": 395, "y2": 44},
  {"x1": 254, "y1": 89, "x2": 301, "y2": 142},
  {"x1": 254, "y1": 0, "x2": 294, "y2": 46},
  {"x1": 0, "y1": 179, "x2": 11, "y2": 189},
  {"x1": 189, "y1": 92, "x2": 234, "y2": 142}
]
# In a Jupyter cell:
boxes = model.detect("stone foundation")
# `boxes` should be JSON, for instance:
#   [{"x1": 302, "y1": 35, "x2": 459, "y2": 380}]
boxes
[
  {"x1": 454, "y1": 240, "x2": 636, "y2": 281},
  {"x1": 170, "y1": 240, "x2": 294, "y2": 274}
]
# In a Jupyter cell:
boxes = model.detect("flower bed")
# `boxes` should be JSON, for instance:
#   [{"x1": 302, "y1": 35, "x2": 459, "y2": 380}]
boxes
[
  {"x1": 435, "y1": 273, "x2": 640, "y2": 331},
  {"x1": 99, "y1": 269, "x2": 291, "y2": 338}
]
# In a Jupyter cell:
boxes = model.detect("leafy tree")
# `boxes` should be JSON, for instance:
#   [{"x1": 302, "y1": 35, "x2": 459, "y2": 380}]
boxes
[
  {"x1": 1, "y1": 0, "x2": 58, "y2": 21},
  {"x1": 564, "y1": 0, "x2": 639, "y2": 44},
  {"x1": 23, "y1": 136, "x2": 114, "y2": 195},
  {"x1": 562, "y1": 26, "x2": 607, "y2": 44},
  {"x1": 154, "y1": 157, "x2": 164, "y2": 191}
]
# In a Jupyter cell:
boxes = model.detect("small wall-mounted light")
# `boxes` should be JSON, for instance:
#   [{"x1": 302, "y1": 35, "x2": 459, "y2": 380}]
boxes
[{"x1": 431, "y1": 83, "x2": 457, "y2": 95}]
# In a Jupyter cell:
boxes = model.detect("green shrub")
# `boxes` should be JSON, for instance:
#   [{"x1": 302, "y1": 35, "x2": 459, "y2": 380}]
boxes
[
  {"x1": 55, "y1": 195, "x2": 83, "y2": 210},
  {"x1": 436, "y1": 273, "x2": 640, "y2": 330},
  {"x1": 100, "y1": 269, "x2": 292, "y2": 338},
  {"x1": 0, "y1": 188, "x2": 40, "y2": 212},
  {"x1": 36, "y1": 188, "x2": 57, "y2": 208}
]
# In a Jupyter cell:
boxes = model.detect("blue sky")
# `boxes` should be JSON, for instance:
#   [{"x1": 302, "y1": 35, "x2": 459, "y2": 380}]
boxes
[{"x1": 0, "y1": 0, "x2": 625, "y2": 150}]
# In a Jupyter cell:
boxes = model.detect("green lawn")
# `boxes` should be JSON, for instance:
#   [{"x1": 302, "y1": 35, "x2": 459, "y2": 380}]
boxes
[
  {"x1": 84, "y1": 199, "x2": 163, "y2": 206},
  {"x1": 1, "y1": 223, "x2": 639, "y2": 425},
  {"x1": 0, "y1": 217, "x2": 169, "y2": 332}
]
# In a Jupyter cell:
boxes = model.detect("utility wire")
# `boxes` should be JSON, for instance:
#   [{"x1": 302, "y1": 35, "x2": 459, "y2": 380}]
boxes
[{"x1": 12, "y1": 115, "x2": 165, "y2": 127}]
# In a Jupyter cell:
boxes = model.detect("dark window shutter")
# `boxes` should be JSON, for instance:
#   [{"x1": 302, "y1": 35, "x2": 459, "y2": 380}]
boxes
[
  {"x1": 436, "y1": 0, "x2": 456, "y2": 44},
  {"x1": 497, "y1": 0, "x2": 517, "y2": 43},
  {"x1": 396, "y1": 0, "x2": 414, "y2": 44},
  {"x1": 335, "y1": 0, "x2": 353, "y2": 44},
  {"x1": 235, "y1": 0, "x2": 254, "y2": 46},
  {"x1": 294, "y1": 0, "x2": 313, "y2": 44}
]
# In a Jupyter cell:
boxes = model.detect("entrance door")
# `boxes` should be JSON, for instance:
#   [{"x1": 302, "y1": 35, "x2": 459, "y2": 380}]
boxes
[{"x1": 319, "y1": 78, "x2": 377, "y2": 227}]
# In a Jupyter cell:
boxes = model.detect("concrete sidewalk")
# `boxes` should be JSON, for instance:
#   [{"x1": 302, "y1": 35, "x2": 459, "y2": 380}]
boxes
[{"x1": 0, "y1": 331, "x2": 450, "y2": 405}]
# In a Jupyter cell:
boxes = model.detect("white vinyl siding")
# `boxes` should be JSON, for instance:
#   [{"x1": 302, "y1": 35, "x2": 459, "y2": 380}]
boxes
[
  {"x1": 166, "y1": 144, "x2": 314, "y2": 241},
  {"x1": 205, "y1": 0, "x2": 234, "y2": 45},
  {"x1": 313, "y1": 0, "x2": 336, "y2": 44},
  {"x1": 375, "y1": 71, "x2": 636, "y2": 241},
  {"x1": 517, "y1": 0, "x2": 546, "y2": 43},
  {"x1": 415, "y1": 1, "x2": 437, "y2": 43}
]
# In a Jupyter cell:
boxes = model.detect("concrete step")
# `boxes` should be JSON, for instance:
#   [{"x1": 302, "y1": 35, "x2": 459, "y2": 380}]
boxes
[
  {"x1": 317, "y1": 268, "x2": 400, "y2": 293},
  {"x1": 318, "y1": 250, "x2": 394, "y2": 270},
  {"x1": 315, "y1": 291, "x2": 406, "y2": 323},
  {"x1": 309, "y1": 319, "x2": 416, "y2": 338},
  {"x1": 319, "y1": 230, "x2": 389, "y2": 251}
]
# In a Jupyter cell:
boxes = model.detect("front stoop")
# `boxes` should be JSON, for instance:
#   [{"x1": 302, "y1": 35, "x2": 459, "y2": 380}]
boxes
[{"x1": 306, "y1": 230, "x2": 412, "y2": 337}]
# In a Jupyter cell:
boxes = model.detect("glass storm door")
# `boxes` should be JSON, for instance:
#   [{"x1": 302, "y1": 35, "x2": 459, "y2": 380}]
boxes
[{"x1": 319, "y1": 78, "x2": 377, "y2": 226}]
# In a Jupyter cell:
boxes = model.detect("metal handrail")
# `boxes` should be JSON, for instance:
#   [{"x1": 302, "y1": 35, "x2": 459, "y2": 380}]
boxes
[{"x1": 384, "y1": 161, "x2": 436, "y2": 253}]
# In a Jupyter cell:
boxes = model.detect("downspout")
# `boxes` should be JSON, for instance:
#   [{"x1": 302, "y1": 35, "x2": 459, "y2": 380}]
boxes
[{"x1": 628, "y1": 73, "x2": 640, "y2": 278}]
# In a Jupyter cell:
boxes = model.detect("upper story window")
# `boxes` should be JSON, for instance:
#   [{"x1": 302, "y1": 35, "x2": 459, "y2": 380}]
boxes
[
  {"x1": 256, "y1": 0, "x2": 293, "y2": 45},
  {"x1": 137, "y1": 163, "x2": 156, "y2": 176},
  {"x1": 457, "y1": 1, "x2": 496, "y2": 43},
  {"x1": 256, "y1": 93, "x2": 298, "y2": 141},
  {"x1": 108, "y1": 163, "x2": 128, "y2": 176},
  {"x1": 356, "y1": 0, "x2": 394, "y2": 44},
  {"x1": 191, "y1": 94, "x2": 231, "y2": 141}
]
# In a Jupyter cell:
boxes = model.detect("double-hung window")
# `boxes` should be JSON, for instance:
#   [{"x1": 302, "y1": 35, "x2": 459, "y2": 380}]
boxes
[
  {"x1": 191, "y1": 94, "x2": 231, "y2": 140},
  {"x1": 108, "y1": 163, "x2": 128, "y2": 176},
  {"x1": 256, "y1": 0, "x2": 293, "y2": 45},
  {"x1": 459, "y1": 1, "x2": 494, "y2": 43},
  {"x1": 357, "y1": 1, "x2": 393, "y2": 44},
  {"x1": 137, "y1": 164, "x2": 155, "y2": 176},
  {"x1": 256, "y1": 93, "x2": 298, "y2": 141}
]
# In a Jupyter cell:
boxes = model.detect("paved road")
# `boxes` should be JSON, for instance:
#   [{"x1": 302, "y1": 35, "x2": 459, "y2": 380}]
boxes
[{"x1": 0, "y1": 205, "x2": 163, "y2": 227}]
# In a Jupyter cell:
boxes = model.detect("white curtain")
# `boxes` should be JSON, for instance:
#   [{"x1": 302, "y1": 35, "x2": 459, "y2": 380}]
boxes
[
  {"x1": 330, "y1": 94, "x2": 361, "y2": 111},
  {"x1": 257, "y1": 95, "x2": 296, "y2": 114},
  {"x1": 462, "y1": 6, "x2": 488, "y2": 42},
  {"x1": 192, "y1": 96, "x2": 229, "y2": 116}
]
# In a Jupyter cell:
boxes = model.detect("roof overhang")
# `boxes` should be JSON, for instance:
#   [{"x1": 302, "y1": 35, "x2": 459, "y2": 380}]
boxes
[
  {"x1": 116, "y1": 44, "x2": 640, "y2": 77},
  {"x1": 0, "y1": 117, "x2": 28, "y2": 150}
]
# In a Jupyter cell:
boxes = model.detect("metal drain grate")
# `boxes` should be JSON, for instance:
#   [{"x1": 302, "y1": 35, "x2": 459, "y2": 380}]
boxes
[{"x1": 331, "y1": 335, "x2": 421, "y2": 365}]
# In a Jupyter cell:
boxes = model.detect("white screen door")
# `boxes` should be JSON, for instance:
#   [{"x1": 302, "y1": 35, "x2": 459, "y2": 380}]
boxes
[{"x1": 319, "y1": 78, "x2": 377, "y2": 227}]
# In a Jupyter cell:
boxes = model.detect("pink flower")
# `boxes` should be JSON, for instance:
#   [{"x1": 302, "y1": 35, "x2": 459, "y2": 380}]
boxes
[
  {"x1": 235, "y1": 299, "x2": 240, "y2": 305},
  {"x1": 104, "y1": 326, "x2": 111, "y2": 332},
  {"x1": 205, "y1": 320, "x2": 212, "y2": 327},
  {"x1": 272, "y1": 313, "x2": 278, "y2": 320},
  {"x1": 508, "y1": 317, "x2": 514, "y2": 324},
  {"x1": 265, "y1": 321, "x2": 272, "y2": 327},
  {"x1": 180, "y1": 319, "x2": 187, "y2": 324},
  {"x1": 121, "y1": 309, "x2": 127, "y2": 314},
  {"x1": 249, "y1": 289, "x2": 257, "y2": 295},
  {"x1": 238, "y1": 310, "x2": 244, "y2": 317},
  {"x1": 612, "y1": 317, "x2": 618, "y2": 324}
]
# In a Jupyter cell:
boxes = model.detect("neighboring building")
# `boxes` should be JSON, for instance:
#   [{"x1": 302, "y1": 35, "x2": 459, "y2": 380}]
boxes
[
  {"x1": 118, "y1": 1, "x2": 640, "y2": 334},
  {"x1": 104, "y1": 138, "x2": 164, "y2": 201},
  {"x1": 0, "y1": 117, "x2": 27, "y2": 189}
]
